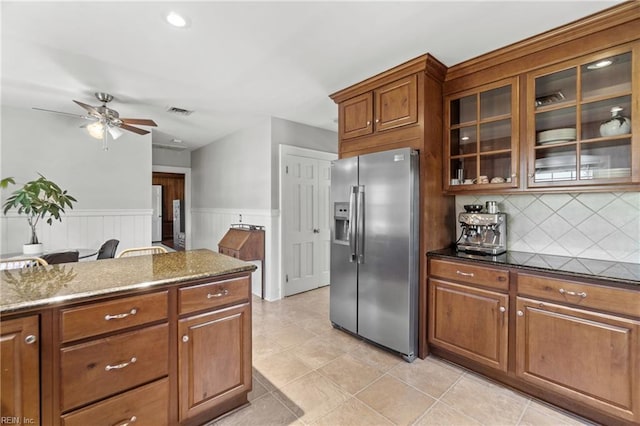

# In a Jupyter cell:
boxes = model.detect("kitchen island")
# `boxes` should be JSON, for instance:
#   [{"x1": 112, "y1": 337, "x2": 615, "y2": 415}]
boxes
[
  {"x1": 0, "y1": 249, "x2": 256, "y2": 426},
  {"x1": 427, "y1": 248, "x2": 639, "y2": 426}
]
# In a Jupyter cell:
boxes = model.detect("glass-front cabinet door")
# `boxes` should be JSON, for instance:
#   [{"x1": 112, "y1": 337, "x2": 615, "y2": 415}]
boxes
[
  {"x1": 527, "y1": 45, "x2": 638, "y2": 188},
  {"x1": 445, "y1": 78, "x2": 519, "y2": 191}
]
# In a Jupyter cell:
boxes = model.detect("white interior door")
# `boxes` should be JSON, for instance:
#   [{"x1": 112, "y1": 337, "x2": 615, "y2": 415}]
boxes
[
  {"x1": 282, "y1": 148, "x2": 336, "y2": 296},
  {"x1": 152, "y1": 185, "x2": 162, "y2": 242}
]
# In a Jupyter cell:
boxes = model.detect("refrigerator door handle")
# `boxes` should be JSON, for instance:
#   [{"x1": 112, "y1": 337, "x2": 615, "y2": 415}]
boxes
[
  {"x1": 348, "y1": 186, "x2": 357, "y2": 262},
  {"x1": 357, "y1": 186, "x2": 365, "y2": 264}
]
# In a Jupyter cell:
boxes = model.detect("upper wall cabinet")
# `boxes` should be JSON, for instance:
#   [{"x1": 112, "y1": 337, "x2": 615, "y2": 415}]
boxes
[
  {"x1": 527, "y1": 44, "x2": 638, "y2": 188},
  {"x1": 339, "y1": 75, "x2": 418, "y2": 140},
  {"x1": 443, "y1": 2, "x2": 639, "y2": 193},
  {"x1": 444, "y1": 78, "x2": 519, "y2": 192}
]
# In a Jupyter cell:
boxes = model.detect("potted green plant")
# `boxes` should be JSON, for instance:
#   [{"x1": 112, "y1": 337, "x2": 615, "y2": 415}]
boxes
[{"x1": 1, "y1": 174, "x2": 77, "y2": 254}]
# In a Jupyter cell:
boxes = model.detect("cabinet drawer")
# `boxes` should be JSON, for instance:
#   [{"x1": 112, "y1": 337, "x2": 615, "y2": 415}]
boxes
[
  {"x1": 430, "y1": 259, "x2": 509, "y2": 291},
  {"x1": 179, "y1": 276, "x2": 249, "y2": 315},
  {"x1": 61, "y1": 378, "x2": 168, "y2": 426},
  {"x1": 60, "y1": 291, "x2": 168, "y2": 343},
  {"x1": 518, "y1": 273, "x2": 640, "y2": 317},
  {"x1": 60, "y1": 323, "x2": 168, "y2": 411}
]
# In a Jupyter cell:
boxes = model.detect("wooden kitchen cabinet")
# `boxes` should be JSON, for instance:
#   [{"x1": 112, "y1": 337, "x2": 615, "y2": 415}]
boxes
[
  {"x1": 428, "y1": 254, "x2": 640, "y2": 425},
  {"x1": 178, "y1": 276, "x2": 252, "y2": 424},
  {"x1": 526, "y1": 43, "x2": 639, "y2": 189},
  {"x1": 443, "y1": 2, "x2": 640, "y2": 194},
  {"x1": 428, "y1": 259, "x2": 509, "y2": 371},
  {"x1": 0, "y1": 315, "x2": 40, "y2": 424},
  {"x1": 339, "y1": 74, "x2": 417, "y2": 140},
  {"x1": 516, "y1": 296, "x2": 640, "y2": 423},
  {"x1": 57, "y1": 290, "x2": 170, "y2": 421},
  {"x1": 444, "y1": 77, "x2": 519, "y2": 192}
]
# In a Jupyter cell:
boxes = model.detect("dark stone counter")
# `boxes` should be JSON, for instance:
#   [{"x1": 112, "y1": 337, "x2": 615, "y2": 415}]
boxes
[{"x1": 428, "y1": 247, "x2": 640, "y2": 288}]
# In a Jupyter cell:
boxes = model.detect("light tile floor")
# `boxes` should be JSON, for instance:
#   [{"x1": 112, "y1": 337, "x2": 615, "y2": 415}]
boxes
[{"x1": 211, "y1": 286, "x2": 593, "y2": 426}]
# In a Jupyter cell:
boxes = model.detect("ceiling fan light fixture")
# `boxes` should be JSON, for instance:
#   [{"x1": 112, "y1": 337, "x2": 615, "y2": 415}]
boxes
[
  {"x1": 166, "y1": 11, "x2": 188, "y2": 28},
  {"x1": 108, "y1": 125, "x2": 124, "y2": 140},
  {"x1": 86, "y1": 121, "x2": 104, "y2": 139}
]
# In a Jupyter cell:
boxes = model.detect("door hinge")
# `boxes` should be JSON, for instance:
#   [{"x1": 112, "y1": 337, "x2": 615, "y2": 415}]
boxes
[
  {"x1": 286, "y1": 274, "x2": 289, "y2": 283},
  {"x1": 286, "y1": 166, "x2": 289, "y2": 174}
]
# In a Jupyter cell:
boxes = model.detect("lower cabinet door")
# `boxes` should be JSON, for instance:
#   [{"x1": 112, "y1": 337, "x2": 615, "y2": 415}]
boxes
[
  {"x1": 0, "y1": 316, "x2": 39, "y2": 424},
  {"x1": 429, "y1": 279, "x2": 509, "y2": 371},
  {"x1": 178, "y1": 303, "x2": 251, "y2": 422},
  {"x1": 61, "y1": 378, "x2": 168, "y2": 426},
  {"x1": 516, "y1": 297, "x2": 640, "y2": 423}
]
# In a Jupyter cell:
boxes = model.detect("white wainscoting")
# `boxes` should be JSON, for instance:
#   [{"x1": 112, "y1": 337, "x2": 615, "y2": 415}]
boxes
[
  {"x1": 191, "y1": 208, "x2": 281, "y2": 300},
  {"x1": 0, "y1": 209, "x2": 152, "y2": 257}
]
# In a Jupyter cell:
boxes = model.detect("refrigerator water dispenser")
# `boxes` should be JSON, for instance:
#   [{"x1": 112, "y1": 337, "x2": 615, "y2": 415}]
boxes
[{"x1": 333, "y1": 202, "x2": 350, "y2": 245}]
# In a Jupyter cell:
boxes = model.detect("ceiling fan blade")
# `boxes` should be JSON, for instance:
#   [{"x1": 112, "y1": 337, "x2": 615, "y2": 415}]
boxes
[
  {"x1": 73, "y1": 100, "x2": 101, "y2": 116},
  {"x1": 121, "y1": 118, "x2": 157, "y2": 127},
  {"x1": 33, "y1": 107, "x2": 96, "y2": 121},
  {"x1": 120, "y1": 123, "x2": 150, "y2": 135}
]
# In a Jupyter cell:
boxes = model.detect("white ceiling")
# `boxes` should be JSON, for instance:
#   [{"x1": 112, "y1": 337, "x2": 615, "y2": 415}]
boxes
[{"x1": 1, "y1": 1, "x2": 622, "y2": 151}]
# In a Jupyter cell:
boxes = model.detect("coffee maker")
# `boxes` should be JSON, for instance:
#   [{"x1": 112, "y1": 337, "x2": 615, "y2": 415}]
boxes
[{"x1": 457, "y1": 203, "x2": 507, "y2": 255}]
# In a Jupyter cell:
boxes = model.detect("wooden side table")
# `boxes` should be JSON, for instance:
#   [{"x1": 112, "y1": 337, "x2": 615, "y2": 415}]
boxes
[{"x1": 218, "y1": 224, "x2": 266, "y2": 298}]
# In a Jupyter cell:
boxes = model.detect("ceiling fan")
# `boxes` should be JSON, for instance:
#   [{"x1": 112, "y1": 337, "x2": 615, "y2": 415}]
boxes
[{"x1": 33, "y1": 92, "x2": 157, "y2": 150}]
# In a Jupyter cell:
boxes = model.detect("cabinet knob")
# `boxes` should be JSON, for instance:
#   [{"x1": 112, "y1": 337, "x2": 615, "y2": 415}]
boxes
[
  {"x1": 182, "y1": 335, "x2": 189, "y2": 343},
  {"x1": 375, "y1": 118, "x2": 380, "y2": 123},
  {"x1": 517, "y1": 310, "x2": 524, "y2": 317},
  {"x1": 499, "y1": 306, "x2": 506, "y2": 313},
  {"x1": 24, "y1": 334, "x2": 37, "y2": 345},
  {"x1": 366, "y1": 121, "x2": 371, "y2": 126}
]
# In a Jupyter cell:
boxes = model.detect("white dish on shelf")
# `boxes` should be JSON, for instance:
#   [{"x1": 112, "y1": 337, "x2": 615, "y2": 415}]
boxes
[
  {"x1": 535, "y1": 154, "x2": 601, "y2": 169},
  {"x1": 593, "y1": 168, "x2": 631, "y2": 178},
  {"x1": 537, "y1": 128, "x2": 577, "y2": 144},
  {"x1": 538, "y1": 138, "x2": 575, "y2": 145}
]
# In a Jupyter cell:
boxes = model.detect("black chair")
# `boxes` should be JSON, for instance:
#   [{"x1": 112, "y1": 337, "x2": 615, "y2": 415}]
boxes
[
  {"x1": 41, "y1": 250, "x2": 79, "y2": 264},
  {"x1": 97, "y1": 239, "x2": 119, "y2": 259}
]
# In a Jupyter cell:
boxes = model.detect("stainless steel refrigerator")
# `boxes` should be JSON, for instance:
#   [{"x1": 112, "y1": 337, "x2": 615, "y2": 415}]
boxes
[{"x1": 330, "y1": 147, "x2": 419, "y2": 362}]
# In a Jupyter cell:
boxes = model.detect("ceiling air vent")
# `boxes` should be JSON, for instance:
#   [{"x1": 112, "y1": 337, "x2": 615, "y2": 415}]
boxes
[{"x1": 166, "y1": 106, "x2": 194, "y2": 116}]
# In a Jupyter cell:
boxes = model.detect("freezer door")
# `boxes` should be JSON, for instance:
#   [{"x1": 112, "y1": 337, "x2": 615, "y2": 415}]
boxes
[
  {"x1": 357, "y1": 148, "x2": 419, "y2": 358},
  {"x1": 329, "y1": 156, "x2": 359, "y2": 334}
]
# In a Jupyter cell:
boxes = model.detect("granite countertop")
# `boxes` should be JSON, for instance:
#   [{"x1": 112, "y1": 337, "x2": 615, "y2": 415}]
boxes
[
  {"x1": 429, "y1": 247, "x2": 640, "y2": 287},
  {"x1": 0, "y1": 249, "x2": 257, "y2": 314}
]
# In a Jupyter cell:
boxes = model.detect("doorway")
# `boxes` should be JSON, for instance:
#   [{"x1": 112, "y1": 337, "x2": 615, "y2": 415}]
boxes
[
  {"x1": 152, "y1": 171, "x2": 186, "y2": 250},
  {"x1": 280, "y1": 146, "x2": 337, "y2": 296}
]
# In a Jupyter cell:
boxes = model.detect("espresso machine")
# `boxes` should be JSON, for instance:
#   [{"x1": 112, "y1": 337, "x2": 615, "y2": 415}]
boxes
[{"x1": 457, "y1": 203, "x2": 507, "y2": 255}]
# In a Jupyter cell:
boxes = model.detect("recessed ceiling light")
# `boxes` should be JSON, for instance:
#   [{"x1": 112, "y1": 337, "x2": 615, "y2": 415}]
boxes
[
  {"x1": 166, "y1": 11, "x2": 188, "y2": 28},
  {"x1": 587, "y1": 59, "x2": 612, "y2": 70}
]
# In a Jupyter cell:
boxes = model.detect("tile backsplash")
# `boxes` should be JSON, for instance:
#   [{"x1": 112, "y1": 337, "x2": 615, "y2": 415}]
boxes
[{"x1": 455, "y1": 192, "x2": 640, "y2": 264}]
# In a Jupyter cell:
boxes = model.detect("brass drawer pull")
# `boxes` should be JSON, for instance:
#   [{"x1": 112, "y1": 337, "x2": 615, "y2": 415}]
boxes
[
  {"x1": 104, "y1": 308, "x2": 138, "y2": 321},
  {"x1": 207, "y1": 289, "x2": 229, "y2": 299},
  {"x1": 105, "y1": 357, "x2": 137, "y2": 371},
  {"x1": 112, "y1": 416, "x2": 137, "y2": 426},
  {"x1": 559, "y1": 288, "x2": 587, "y2": 298},
  {"x1": 456, "y1": 270, "x2": 474, "y2": 277}
]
